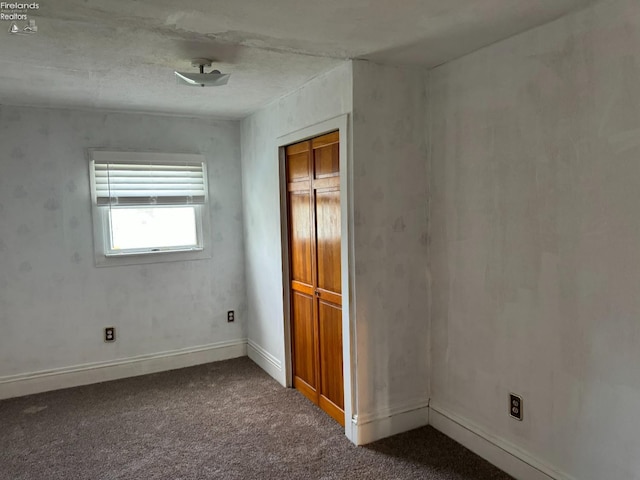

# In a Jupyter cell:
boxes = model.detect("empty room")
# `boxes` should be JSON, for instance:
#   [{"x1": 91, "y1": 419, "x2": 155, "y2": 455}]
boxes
[{"x1": 1, "y1": 0, "x2": 639, "y2": 479}]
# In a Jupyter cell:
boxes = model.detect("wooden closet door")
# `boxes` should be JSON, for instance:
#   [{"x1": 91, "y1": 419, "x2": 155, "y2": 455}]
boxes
[
  {"x1": 286, "y1": 131, "x2": 344, "y2": 426},
  {"x1": 312, "y1": 132, "x2": 343, "y2": 424},
  {"x1": 287, "y1": 140, "x2": 318, "y2": 403}
]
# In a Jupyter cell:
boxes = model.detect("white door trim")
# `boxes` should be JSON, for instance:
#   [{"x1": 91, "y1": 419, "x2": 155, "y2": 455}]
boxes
[{"x1": 277, "y1": 114, "x2": 356, "y2": 443}]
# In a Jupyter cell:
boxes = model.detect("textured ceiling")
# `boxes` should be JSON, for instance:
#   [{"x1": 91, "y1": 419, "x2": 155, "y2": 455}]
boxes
[{"x1": 0, "y1": 0, "x2": 595, "y2": 118}]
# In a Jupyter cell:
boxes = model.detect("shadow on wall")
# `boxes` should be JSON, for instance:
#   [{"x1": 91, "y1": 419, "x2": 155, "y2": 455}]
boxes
[{"x1": 361, "y1": 0, "x2": 596, "y2": 68}]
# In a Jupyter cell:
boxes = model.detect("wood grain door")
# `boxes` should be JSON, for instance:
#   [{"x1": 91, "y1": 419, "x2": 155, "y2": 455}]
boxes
[{"x1": 286, "y1": 131, "x2": 344, "y2": 426}]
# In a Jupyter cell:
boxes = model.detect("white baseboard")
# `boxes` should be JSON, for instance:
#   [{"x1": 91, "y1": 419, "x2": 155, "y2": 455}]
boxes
[
  {"x1": 247, "y1": 339, "x2": 284, "y2": 386},
  {"x1": 429, "y1": 402, "x2": 576, "y2": 480},
  {"x1": 0, "y1": 339, "x2": 247, "y2": 400},
  {"x1": 352, "y1": 399, "x2": 430, "y2": 445}
]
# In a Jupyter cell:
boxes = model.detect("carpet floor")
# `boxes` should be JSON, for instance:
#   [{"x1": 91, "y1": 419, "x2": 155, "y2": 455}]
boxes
[{"x1": 0, "y1": 357, "x2": 513, "y2": 479}]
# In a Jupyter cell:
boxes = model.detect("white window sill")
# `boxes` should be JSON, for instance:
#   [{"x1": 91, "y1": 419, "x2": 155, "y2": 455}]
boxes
[
  {"x1": 105, "y1": 247, "x2": 204, "y2": 257},
  {"x1": 95, "y1": 247, "x2": 211, "y2": 267}
]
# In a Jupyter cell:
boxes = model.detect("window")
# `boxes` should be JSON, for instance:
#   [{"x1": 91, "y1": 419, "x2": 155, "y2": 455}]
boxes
[{"x1": 89, "y1": 151, "x2": 211, "y2": 266}]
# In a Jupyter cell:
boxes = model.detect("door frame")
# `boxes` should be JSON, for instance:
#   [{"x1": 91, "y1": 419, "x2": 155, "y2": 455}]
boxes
[{"x1": 277, "y1": 114, "x2": 356, "y2": 442}]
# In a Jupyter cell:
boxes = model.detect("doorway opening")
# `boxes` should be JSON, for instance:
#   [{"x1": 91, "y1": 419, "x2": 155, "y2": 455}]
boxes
[
  {"x1": 285, "y1": 131, "x2": 344, "y2": 425},
  {"x1": 277, "y1": 115, "x2": 354, "y2": 439}
]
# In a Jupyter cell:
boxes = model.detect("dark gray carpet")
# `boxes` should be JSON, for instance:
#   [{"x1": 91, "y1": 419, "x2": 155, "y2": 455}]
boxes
[{"x1": 0, "y1": 357, "x2": 512, "y2": 479}]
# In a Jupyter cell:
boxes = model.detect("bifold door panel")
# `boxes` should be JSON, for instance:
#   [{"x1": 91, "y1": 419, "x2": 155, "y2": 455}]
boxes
[{"x1": 286, "y1": 131, "x2": 344, "y2": 426}]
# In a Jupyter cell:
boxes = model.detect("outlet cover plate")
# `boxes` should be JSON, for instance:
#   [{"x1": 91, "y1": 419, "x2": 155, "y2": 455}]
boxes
[
  {"x1": 104, "y1": 327, "x2": 116, "y2": 343},
  {"x1": 509, "y1": 393, "x2": 523, "y2": 421}
]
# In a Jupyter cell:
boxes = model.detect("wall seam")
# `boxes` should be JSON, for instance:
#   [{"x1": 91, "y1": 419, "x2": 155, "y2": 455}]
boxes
[{"x1": 425, "y1": 68, "x2": 434, "y2": 403}]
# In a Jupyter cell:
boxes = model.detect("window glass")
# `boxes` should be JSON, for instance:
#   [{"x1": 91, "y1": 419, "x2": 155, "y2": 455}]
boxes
[{"x1": 109, "y1": 206, "x2": 199, "y2": 252}]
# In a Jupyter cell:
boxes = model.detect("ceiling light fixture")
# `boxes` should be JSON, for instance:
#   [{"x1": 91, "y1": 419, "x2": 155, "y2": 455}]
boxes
[{"x1": 175, "y1": 59, "x2": 230, "y2": 87}]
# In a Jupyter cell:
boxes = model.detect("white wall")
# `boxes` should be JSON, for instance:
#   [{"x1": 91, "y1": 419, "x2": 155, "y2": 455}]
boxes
[
  {"x1": 351, "y1": 61, "x2": 430, "y2": 422},
  {"x1": 241, "y1": 60, "x2": 430, "y2": 443},
  {"x1": 240, "y1": 62, "x2": 353, "y2": 385},
  {"x1": 0, "y1": 106, "x2": 246, "y2": 381},
  {"x1": 429, "y1": 0, "x2": 640, "y2": 478}
]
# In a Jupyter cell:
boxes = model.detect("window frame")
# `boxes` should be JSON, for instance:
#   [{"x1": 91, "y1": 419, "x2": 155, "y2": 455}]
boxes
[{"x1": 88, "y1": 150, "x2": 212, "y2": 267}]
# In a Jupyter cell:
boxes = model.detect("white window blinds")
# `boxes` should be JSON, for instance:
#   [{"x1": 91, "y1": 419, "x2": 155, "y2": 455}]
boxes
[{"x1": 92, "y1": 161, "x2": 207, "y2": 206}]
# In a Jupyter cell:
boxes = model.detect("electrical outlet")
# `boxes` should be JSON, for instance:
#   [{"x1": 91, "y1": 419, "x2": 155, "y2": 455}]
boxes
[
  {"x1": 104, "y1": 327, "x2": 116, "y2": 343},
  {"x1": 509, "y1": 393, "x2": 523, "y2": 421},
  {"x1": 227, "y1": 310, "x2": 234, "y2": 322}
]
